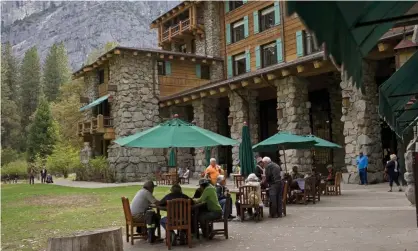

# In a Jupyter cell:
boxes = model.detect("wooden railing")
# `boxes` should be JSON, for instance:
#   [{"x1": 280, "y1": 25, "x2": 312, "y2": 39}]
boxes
[
  {"x1": 159, "y1": 76, "x2": 210, "y2": 97},
  {"x1": 161, "y1": 18, "x2": 192, "y2": 42},
  {"x1": 77, "y1": 115, "x2": 114, "y2": 136}
]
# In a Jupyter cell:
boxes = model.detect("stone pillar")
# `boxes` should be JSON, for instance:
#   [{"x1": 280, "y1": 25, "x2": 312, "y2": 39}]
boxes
[
  {"x1": 83, "y1": 72, "x2": 99, "y2": 121},
  {"x1": 404, "y1": 132, "x2": 416, "y2": 205},
  {"x1": 275, "y1": 76, "x2": 312, "y2": 173},
  {"x1": 228, "y1": 89, "x2": 258, "y2": 169},
  {"x1": 192, "y1": 99, "x2": 220, "y2": 177},
  {"x1": 107, "y1": 53, "x2": 165, "y2": 182},
  {"x1": 195, "y1": 1, "x2": 221, "y2": 57},
  {"x1": 341, "y1": 60, "x2": 383, "y2": 183},
  {"x1": 328, "y1": 75, "x2": 345, "y2": 171}
]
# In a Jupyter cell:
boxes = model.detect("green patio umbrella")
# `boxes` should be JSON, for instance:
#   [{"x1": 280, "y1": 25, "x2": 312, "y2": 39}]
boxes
[
  {"x1": 239, "y1": 122, "x2": 255, "y2": 177},
  {"x1": 205, "y1": 147, "x2": 211, "y2": 166},
  {"x1": 304, "y1": 135, "x2": 342, "y2": 149},
  {"x1": 168, "y1": 148, "x2": 176, "y2": 167},
  {"x1": 252, "y1": 132, "x2": 316, "y2": 172}
]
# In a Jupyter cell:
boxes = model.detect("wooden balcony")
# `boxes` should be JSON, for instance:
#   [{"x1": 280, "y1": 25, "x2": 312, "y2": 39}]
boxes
[
  {"x1": 78, "y1": 115, "x2": 115, "y2": 140},
  {"x1": 98, "y1": 83, "x2": 108, "y2": 97}
]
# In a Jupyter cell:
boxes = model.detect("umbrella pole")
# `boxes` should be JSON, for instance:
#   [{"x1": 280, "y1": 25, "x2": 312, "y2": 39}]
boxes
[
  {"x1": 282, "y1": 146, "x2": 288, "y2": 173},
  {"x1": 175, "y1": 147, "x2": 179, "y2": 184}
]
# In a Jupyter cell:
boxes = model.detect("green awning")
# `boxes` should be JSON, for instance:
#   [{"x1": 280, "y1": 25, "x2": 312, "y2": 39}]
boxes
[
  {"x1": 379, "y1": 51, "x2": 418, "y2": 138},
  {"x1": 79, "y1": 95, "x2": 109, "y2": 111},
  {"x1": 287, "y1": 1, "x2": 415, "y2": 90}
]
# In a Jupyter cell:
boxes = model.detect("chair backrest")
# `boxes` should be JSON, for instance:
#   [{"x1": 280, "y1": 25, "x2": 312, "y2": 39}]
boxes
[
  {"x1": 239, "y1": 185, "x2": 258, "y2": 206},
  {"x1": 166, "y1": 199, "x2": 191, "y2": 229},
  {"x1": 282, "y1": 181, "x2": 288, "y2": 203},
  {"x1": 223, "y1": 193, "x2": 231, "y2": 219},
  {"x1": 335, "y1": 172, "x2": 342, "y2": 185},
  {"x1": 236, "y1": 175, "x2": 245, "y2": 187},
  {"x1": 169, "y1": 167, "x2": 177, "y2": 174},
  {"x1": 304, "y1": 176, "x2": 316, "y2": 195},
  {"x1": 155, "y1": 171, "x2": 162, "y2": 180},
  {"x1": 121, "y1": 197, "x2": 133, "y2": 223}
]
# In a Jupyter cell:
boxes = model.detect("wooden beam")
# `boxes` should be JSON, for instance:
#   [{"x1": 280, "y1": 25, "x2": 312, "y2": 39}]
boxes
[
  {"x1": 253, "y1": 77, "x2": 262, "y2": 84},
  {"x1": 159, "y1": 54, "x2": 165, "y2": 59},
  {"x1": 168, "y1": 55, "x2": 174, "y2": 59},
  {"x1": 267, "y1": 73, "x2": 277, "y2": 80},
  {"x1": 183, "y1": 97, "x2": 190, "y2": 102},
  {"x1": 174, "y1": 99, "x2": 181, "y2": 104},
  {"x1": 92, "y1": 63, "x2": 98, "y2": 68},
  {"x1": 209, "y1": 89, "x2": 218, "y2": 95},
  {"x1": 212, "y1": 60, "x2": 216, "y2": 65},
  {"x1": 200, "y1": 92, "x2": 207, "y2": 98},
  {"x1": 147, "y1": 53, "x2": 152, "y2": 57},
  {"x1": 191, "y1": 58, "x2": 196, "y2": 62},
  {"x1": 167, "y1": 101, "x2": 173, "y2": 106},
  {"x1": 133, "y1": 51, "x2": 138, "y2": 56},
  {"x1": 241, "y1": 80, "x2": 250, "y2": 87},
  {"x1": 313, "y1": 60, "x2": 323, "y2": 69},
  {"x1": 191, "y1": 94, "x2": 198, "y2": 100},
  {"x1": 378, "y1": 43, "x2": 389, "y2": 52},
  {"x1": 106, "y1": 53, "x2": 112, "y2": 58},
  {"x1": 202, "y1": 59, "x2": 207, "y2": 63},
  {"x1": 230, "y1": 83, "x2": 238, "y2": 90},
  {"x1": 100, "y1": 57, "x2": 106, "y2": 61},
  {"x1": 97, "y1": 60, "x2": 103, "y2": 65},
  {"x1": 281, "y1": 69, "x2": 291, "y2": 77},
  {"x1": 114, "y1": 49, "x2": 121, "y2": 55},
  {"x1": 219, "y1": 87, "x2": 227, "y2": 93},
  {"x1": 83, "y1": 67, "x2": 93, "y2": 72},
  {"x1": 160, "y1": 103, "x2": 166, "y2": 108},
  {"x1": 296, "y1": 65, "x2": 305, "y2": 73},
  {"x1": 180, "y1": 56, "x2": 185, "y2": 60}
]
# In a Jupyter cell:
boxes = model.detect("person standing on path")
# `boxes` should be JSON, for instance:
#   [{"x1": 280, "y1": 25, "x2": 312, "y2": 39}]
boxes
[
  {"x1": 40, "y1": 167, "x2": 47, "y2": 184},
  {"x1": 263, "y1": 157, "x2": 283, "y2": 218},
  {"x1": 385, "y1": 154, "x2": 402, "y2": 192},
  {"x1": 29, "y1": 168, "x2": 35, "y2": 185},
  {"x1": 356, "y1": 152, "x2": 368, "y2": 185}
]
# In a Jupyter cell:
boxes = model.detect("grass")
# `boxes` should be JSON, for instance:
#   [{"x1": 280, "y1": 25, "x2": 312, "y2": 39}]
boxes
[{"x1": 1, "y1": 183, "x2": 196, "y2": 251}]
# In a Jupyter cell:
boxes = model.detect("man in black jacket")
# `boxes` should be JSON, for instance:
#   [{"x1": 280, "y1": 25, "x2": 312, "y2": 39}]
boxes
[
  {"x1": 263, "y1": 157, "x2": 283, "y2": 218},
  {"x1": 215, "y1": 175, "x2": 235, "y2": 219}
]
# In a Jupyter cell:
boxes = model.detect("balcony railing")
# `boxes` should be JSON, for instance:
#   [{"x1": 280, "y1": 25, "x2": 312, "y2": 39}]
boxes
[
  {"x1": 161, "y1": 18, "x2": 192, "y2": 42},
  {"x1": 78, "y1": 115, "x2": 114, "y2": 138}
]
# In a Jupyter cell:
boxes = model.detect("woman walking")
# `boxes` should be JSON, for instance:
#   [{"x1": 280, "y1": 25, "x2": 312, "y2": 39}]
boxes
[{"x1": 385, "y1": 154, "x2": 402, "y2": 192}]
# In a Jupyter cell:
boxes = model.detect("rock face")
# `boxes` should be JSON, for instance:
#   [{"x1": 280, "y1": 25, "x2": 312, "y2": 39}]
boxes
[{"x1": 1, "y1": 1, "x2": 178, "y2": 70}]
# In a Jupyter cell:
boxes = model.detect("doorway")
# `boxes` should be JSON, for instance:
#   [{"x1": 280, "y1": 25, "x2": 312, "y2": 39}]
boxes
[{"x1": 259, "y1": 98, "x2": 279, "y2": 162}]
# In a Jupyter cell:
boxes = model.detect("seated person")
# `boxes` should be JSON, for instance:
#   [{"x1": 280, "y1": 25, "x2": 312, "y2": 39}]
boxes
[
  {"x1": 194, "y1": 179, "x2": 222, "y2": 238},
  {"x1": 235, "y1": 174, "x2": 261, "y2": 220},
  {"x1": 290, "y1": 166, "x2": 303, "y2": 190},
  {"x1": 46, "y1": 174, "x2": 53, "y2": 183},
  {"x1": 130, "y1": 181, "x2": 162, "y2": 243},
  {"x1": 193, "y1": 186, "x2": 203, "y2": 199},
  {"x1": 326, "y1": 165, "x2": 335, "y2": 185},
  {"x1": 178, "y1": 167, "x2": 184, "y2": 179},
  {"x1": 215, "y1": 175, "x2": 235, "y2": 219},
  {"x1": 182, "y1": 167, "x2": 190, "y2": 179},
  {"x1": 160, "y1": 184, "x2": 192, "y2": 246}
]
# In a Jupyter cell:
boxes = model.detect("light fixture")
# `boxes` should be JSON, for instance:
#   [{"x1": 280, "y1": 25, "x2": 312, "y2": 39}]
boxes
[{"x1": 228, "y1": 114, "x2": 233, "y2": 126}]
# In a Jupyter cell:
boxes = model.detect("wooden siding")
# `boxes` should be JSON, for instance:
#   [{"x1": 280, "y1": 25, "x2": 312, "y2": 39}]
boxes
[
  {"x1": 283, "y1": 11, "x2": 306, "y2": 62},
  {"x1": 224, "y1": 1, "x2": 282, "y2": 73},
  {"x1": 159, "y1": 59, "x2": 210, "y2": 97}
]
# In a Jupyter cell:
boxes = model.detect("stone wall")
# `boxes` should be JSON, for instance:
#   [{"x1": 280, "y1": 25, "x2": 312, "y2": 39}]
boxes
[
  {"x1": 228, "y1": 89, "x2": 258, "y2": 169},
  {"x1": 107, "y1": 53, "x2": 165, "y2": 182},
  {"x1": 275, "y1": 76, "x2": 312, "y2": 172},
  {"x1": 192, "y1": 99, "x2": 220, "y2": 177},
  {"x1": 340, "y1": 60, "x2": 383, "y2": 183},
  {"x1": 83, "y1": 72, "x2": 99, "y2": 121},
  {"x1": 194, "y1": 1, "x2": 222, "y2": 57}
]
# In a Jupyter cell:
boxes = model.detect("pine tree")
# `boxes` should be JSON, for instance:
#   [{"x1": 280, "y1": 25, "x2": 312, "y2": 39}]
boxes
[
  {"x1": 27, "y1": 97, "x2": 58, "y2": 162},
  {"x1": 20, "y1": 46, "x2": 42, "y2": 131},
  {"x1": 43, "y1": 43, "x2": 71, "y2": 102},
  {"x1": 1, "y1": 43, "x2": 22, "y2": 150}
]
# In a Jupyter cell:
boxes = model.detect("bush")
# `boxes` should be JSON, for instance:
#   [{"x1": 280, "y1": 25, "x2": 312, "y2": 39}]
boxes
[
  {"x1": 45, "y1": 143, "x2": 79, "y2": 178},
  {"x1": 75, "y1": 157, "x2": 114, "y2": 183},
  {"x1": 1, "y1": 148, "x2": 24, "y2": 166},
  {"x1": 2, "y1": 160, "x2": 28, "y2": 179}
]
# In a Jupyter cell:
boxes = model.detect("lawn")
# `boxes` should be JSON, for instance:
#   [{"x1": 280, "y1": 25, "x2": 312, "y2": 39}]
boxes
[{"x1": 1, "y1": 183, "x2": 195, "y2": 251}]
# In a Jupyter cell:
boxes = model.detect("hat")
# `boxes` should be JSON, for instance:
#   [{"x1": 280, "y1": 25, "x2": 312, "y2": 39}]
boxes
[
  {"x1": 197, "y1": 178, "x2": 210, "y2": 186},
  {"x1": 256, "y1": 157, "x2": 263, "y2": 163}
]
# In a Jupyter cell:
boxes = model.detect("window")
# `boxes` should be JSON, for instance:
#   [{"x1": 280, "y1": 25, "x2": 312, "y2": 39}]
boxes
[
  {"x1": 230, "y1": 1, "x2": 243, "y2": 11},
  {"x1": 259, "y1": 5, "x2": 275, "y2": 32},
  {"x1": 305, "y1": 31, "x2": 320, "y2": 55},
  {"x1": 98, "y1": 69, "x2": 105, "y2": 84},
  {"x1": 157, "y1": 61, "x2": 165, "y2": 75},
  {"x1": 201, "y1": 65, "x2": 210, "y2": 80},
  {"x1": 232, "y1": 19, "x2": 245, "y2": 43},
  {"x1": 178, "y1": 44, "x2": 187, "y2": 53},
  {"x1": 233, "y1": 53, "x2": 246, "y2": 76},
  {"x1": 262, "y1": 42, "x2": 277, "y2": 68}
]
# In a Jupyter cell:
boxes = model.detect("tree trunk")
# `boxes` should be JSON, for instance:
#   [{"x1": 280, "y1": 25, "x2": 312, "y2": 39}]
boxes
[{"x1": 47, "y1": 227, "x2": 123, "y2": 251}]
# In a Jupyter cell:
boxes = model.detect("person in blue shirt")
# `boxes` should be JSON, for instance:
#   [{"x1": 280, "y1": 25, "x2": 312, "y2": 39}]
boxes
[{"x1": 356, "y1": 152, "x2": 368, "y2": 185}]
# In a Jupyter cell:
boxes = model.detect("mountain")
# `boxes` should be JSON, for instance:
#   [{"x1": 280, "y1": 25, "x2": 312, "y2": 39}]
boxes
[{"x1": 1, "y1": 1, "x2": 178, "y2": 70}]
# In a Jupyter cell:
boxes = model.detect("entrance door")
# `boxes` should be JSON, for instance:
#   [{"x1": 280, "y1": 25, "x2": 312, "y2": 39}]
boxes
[{"x1": 259, "y1": 99, "x2": 279, "y2": 162}]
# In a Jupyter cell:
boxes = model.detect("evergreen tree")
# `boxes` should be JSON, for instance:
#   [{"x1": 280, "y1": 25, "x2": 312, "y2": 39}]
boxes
[
  {"x1": 43, "y1": 42, "x2": 71, "y2": 101},
  {"x1": 20, "y1": 46, "x2": 42, "y2": 131},
  {"x1": 1, "y1": 43, "x2": 22, "y2": 150},
  {"x1": 27, "y1": 97, "x2": 58, "y2": 162}
]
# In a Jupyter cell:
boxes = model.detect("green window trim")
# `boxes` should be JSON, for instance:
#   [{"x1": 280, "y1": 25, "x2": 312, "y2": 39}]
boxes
[
  {"x1": 253, "y1": 11, "x2": 259, "y2": 34},
  {"x1": 226, "y1": 23, "x2": 231, "y2": 45},
  {"x1": 245, "y1": 49, "x2": 251, "y2": 72},
  {"x1": 196, "y1": 64, "x2": 202, "y2": 78},
  {"x1": 227, "y1": 56, "x2": 233, "y2": 78},
  {"x1": 244, "y1": 15, "x2": 249, "y2": 38},
  {"x1": 296, "y1": 30, "x2": 304, "y2": 57},
  {"x1": 165, "y1": 61, "x2": 172, "y2": 75},
  {"x1": 276, "y1": 39, "x2": 283, "y2": 63},
  {"x1": 225, "y1": 1, "x2": 229, "y2": 13},
  {"x1": 255, "y1": 46, "x2": 261, "y2": 69},
  {"x1": 274, "y1": 1, "x2": 281, "y2": 26}
]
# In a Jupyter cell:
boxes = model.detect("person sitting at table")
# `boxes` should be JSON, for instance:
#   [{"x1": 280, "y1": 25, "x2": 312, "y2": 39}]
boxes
[
  {"x1": 160, "y1": 184, "x2": 192, "y2": 246},
  {"x1": 205, "y1": 158, "x2": 222, "y2": 185},
  {"x1": 235, "y1": 173, "x2": 262, "y2": 220},
  {"x1": 326, "y1": 165, "x2": 335, "y2": 185},
  {"x1": 130, "y1": 181, "x2": 163, "y2": 243},
  {"x1": 215, "y1": 175, "x2": 235, "y2": 219},
  {"x1": 194, "y1": 179, "x2": 223, "y2": 238}
]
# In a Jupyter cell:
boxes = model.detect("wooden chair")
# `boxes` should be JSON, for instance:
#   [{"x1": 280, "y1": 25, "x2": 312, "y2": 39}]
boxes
[
  {"x1": 238, "y1": 185, "x2": 263, "y2": 222},
  {"x1": 180, "y1": 171, "x2": 190, "y2": 184},
  {"x1": 325, "y1": 172, "x2": 342, "y2": 195},
  {"x1": 261, "y1": 188, "x2": 269, "y2": 206},
  {"x1": 165, "y1": 199, "x2": 192, "y2": 250},
  {"x1": 234, "y1": 175, "x2": 245, "y2": 188},
  {"x1": 295, "y1": 177, "x2": 316, "y2": 205},
  {"x1": 208, "y1": 193, "x2": 230, "y2": 240},
  {"x1": 155, "y1": 171, "x2": 165, "y2": 185},
  {"x1": 121, "y1": 197, "x2": 147, "y2": 245},
  {"x1": 282, "y1": 181, "x2": 288, "y2": 216}
]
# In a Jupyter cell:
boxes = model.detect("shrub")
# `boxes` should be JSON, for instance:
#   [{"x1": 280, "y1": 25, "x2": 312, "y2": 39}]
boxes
[
  {"x1": 45, "y1": 143, "x2": 79, "y2": 178},
  {"x1": 75, "y1": 157, "x2": 114, "y2": 183},
  {"x1": 1, "y1": 148, "x2": 24, "y2": 166},
  {"x1": 2, "y1": 160, "x2": 28, "y2": 179}
]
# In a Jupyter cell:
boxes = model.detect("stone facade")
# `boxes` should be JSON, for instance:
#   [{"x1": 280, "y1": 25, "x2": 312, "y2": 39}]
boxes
[
  {"x1": 195, "y1": 1, "x2": 222, "y2": 57},
  {"x1": 107, "y1": 53, "x2": 165, "y2": 182},
  {"x1": 404, "y1": 128, "x2": 416, "y2": 205},
  {"x1": 83, "y1": 72, "x2": 99, "y2": 121},
  {"x1": 228, "y1": 89, "x2": 258, "y2": 168},
  {"x1": 341, "y1": 60, "x2": 383, "y2": 183},
  {"x1": 192, "y1": 99, "x2": 220, "y2": 177},
  {"x1": 275, "y1": 76, "x2": 312, "y2": 172}
]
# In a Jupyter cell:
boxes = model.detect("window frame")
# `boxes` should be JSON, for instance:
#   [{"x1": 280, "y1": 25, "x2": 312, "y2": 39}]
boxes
[
  {"x1": 233, "y1": 53, "x2": 246, "y2": 76},
  {"x1": 231, "y1": 19, "x2": 245, "y2": 43},
  {"x1": 261, "y1": 42, "x2": 278, "y2": 68},
  {"x1": 229, "y1": 1, "x2": 244, "y2": 11},
  {"x1": 98, "y1": 69, "x2": 105, "y2": 84},
  {"x1": 259, "y1": 5, "x2": 275, "y2": 32},
  {"x1": 157, "y1": 61, "x2": 166, "y2": 76}
]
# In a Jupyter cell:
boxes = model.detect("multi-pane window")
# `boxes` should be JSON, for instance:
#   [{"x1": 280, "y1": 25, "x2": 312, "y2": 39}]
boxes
[
  {"x1": 229, "y1": 1, "x2": 243, "y2": 11},
  {"x1": 259, "y1": 5, "x2": 275, "y2": 32},
  {"x1": 98, "y1": 69, "x2": 105, "y2": 84},
  {"x1": 262, "y1": 42, "x2": 277, "y2": 68},
  {"x1": 233, "y1": 53, "x2": 246, "y2": 76},
  {"x1": 201, "y1": 65, "x2": 210, "y2": 80},
  {"x1": 178, "y1": 44, "x2": 187, "y2": 53},
  {"x1": 232, "y1": 19, "x2": 245, "y2": 43},
  {"x1": 157, "y1": 61, "x2": 165, "y2": 75}
]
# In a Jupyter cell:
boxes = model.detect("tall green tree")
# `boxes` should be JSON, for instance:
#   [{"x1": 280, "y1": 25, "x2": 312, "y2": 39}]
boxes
[
  {"x1": 1, "y1": 43, "x2": 22, "y2": 150},
  {"x1": 43, "y1": 42, "x2": 71, "y2": 101},
  {"x1": 27, "y1": 97, "x2": 58, "y2": 162},
  {"x1": 20, "y1": 46, "x2": 42, "y2": 131}
]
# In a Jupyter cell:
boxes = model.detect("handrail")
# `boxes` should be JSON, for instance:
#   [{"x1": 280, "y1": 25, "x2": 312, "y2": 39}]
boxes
[{"x1": 161, "y1": 18, "x2": 191, "y2": 42}]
